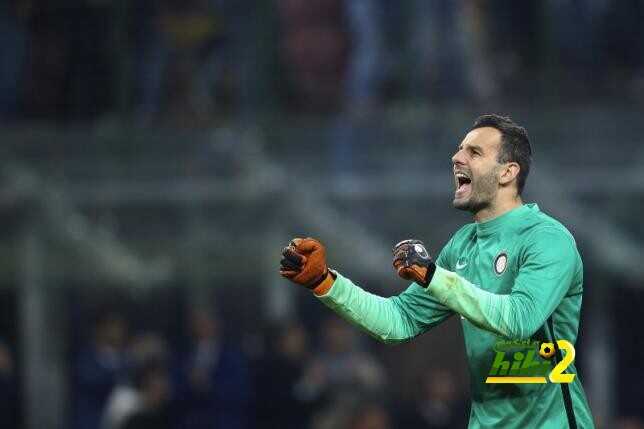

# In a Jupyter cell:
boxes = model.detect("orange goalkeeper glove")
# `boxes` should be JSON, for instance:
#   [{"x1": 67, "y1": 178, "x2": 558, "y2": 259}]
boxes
[
  {"x1": 392, "y1": 239, "x2": 436, "y2": 287},
  {"x1": 279, "y1": 237, "x2": 335, "y2": 293}
]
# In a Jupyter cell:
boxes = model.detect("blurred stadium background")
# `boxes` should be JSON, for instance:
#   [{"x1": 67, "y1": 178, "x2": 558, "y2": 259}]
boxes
[{"x1": 1, "y1": 1, "x2": 643, "y2": 428}]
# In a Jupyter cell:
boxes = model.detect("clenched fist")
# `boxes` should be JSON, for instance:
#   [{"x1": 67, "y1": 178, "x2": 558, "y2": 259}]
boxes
[
  {"x1": 392, "y1": 239, "x2": 436, "y2": 287},
  {"x1": 280, "y1": 237, "x2": 332, "y2": 290}
]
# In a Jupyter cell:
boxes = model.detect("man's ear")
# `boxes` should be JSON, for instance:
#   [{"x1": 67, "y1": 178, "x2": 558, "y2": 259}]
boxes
[{"x1": 499, "y1": 162, "x2": 520, "y2": 186}]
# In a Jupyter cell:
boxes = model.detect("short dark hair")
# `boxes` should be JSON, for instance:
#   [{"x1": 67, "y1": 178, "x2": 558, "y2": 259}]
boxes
[{"x1": 471, "y1": 114, "x2": 532, "y2": 195}]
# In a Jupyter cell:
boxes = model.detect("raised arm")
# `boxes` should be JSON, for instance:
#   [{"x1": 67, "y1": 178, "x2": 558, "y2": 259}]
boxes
[
  {"x1": 394, "y1": 228, "x2": 580, "y2": 340},
  {"x1": 315, "y1": 272, "x2": 452, "y2": 343},
  {"x1": 279, "y1": 237, "x2": 453, "y2": 343},
  {"x1": 426, "y1": 228, "x2": 580, "y2": 340}
]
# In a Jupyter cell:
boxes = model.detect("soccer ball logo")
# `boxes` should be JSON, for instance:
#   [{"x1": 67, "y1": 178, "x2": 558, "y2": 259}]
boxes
[{"x1": 539, "y1": 342, "x2": 556, "y2": 359}]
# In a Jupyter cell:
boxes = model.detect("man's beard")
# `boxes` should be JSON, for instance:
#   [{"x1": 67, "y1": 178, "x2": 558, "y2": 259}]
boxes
[{"x1": 453, "y1": 167, "x2": 499, "y2": 214}]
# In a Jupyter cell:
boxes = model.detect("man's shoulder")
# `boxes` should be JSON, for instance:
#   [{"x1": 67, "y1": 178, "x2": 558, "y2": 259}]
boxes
[
  {"x1": 517, "y1": 204, "x2": 577, "y2": 251},
  {"x1": 519, "y1": 204, "x2": 576, "y2": 243}
]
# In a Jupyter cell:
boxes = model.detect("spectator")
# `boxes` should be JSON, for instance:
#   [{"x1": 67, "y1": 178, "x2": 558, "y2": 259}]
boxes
[
  {"x1": 329, "y1": 0, "x2": 386, "y2": 174},
  {"x1": 397, "y1": 368, "x2": 468, "y2": 429},
  {"x1": 343, "y1": 0, "x2": 385, "y2": 109},
  {"x1": 173, "y1": 308, "x2": 251, "y2": 429},
  {"x1": 348, "y1": 402, "x2": 392, "y2": 429},
  {"x1": 303, "y1": 317, "x2": 387, "y2": 429},
  {"x1": 0, "y1": 340, "x2": 19, "y2": 428},
  {"x1": 121, "y1": 361, "x2": 172, "y2": 429},
  {"x1": 21, "y1": 1, "x2": 69, "y2": 119},
  {"x1": 615, "y1": 416, "x2": 644, "y2": 429},
  {"x1": 73, "y1": 311, "x2": 130, "y2": 429},
  {"x1": 20, "y1": 0, "x2": 114, "y2": 120},
  {"x1": 311, "y1": 399, "x2": 392, "y2": 429},
  {"x1": 102, "y1": 332, "x2": 169, "y2": 429},
  {"x1": 133, "y1": 0, "x2": 231, "y2": 126},
  {"x1": 278, "y1": 0, "x2": 348, "y2": 112},
  {"x1": 0, "y1": 1, "x2": 28, "y2": 120},
  {"x1": 407, "y1": 0, "x2": 496, "y2": 101},
  {"x1": 64, "y1": 0, "x2": 113, "y2": 120},
  {"x1": 298, "y1": 316, "x2": 387, "y2": 403},
  {"x1": 531, "y1": 0, "x2": 600, "y2": 99},
  {"x1": 255, "y1": 321, "x2": 314, "y2": 429}
]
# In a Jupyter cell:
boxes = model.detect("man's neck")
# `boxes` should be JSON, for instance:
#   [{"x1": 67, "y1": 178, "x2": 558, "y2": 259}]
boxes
[{"x1": 473, "y1": 196, "x2": 523, "y2": 223}]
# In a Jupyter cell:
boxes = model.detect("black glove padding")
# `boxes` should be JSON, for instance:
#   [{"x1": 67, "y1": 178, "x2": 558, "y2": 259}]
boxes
[
  {"x1": 392, "y1": 239, "x2": 436, "y2": 286},
  {"x1": 280, "y1": 245, "x2": 305, "y2": 273}
]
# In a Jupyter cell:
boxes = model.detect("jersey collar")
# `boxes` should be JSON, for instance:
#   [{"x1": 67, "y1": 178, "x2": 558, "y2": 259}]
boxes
[{"x1": 475, "y1": 204, "x2": 537, "y2": 238}]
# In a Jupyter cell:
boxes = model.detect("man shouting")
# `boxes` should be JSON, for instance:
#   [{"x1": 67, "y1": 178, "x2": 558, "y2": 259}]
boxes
[{"x1": 280, "y1": 114, "x2": 594, "y2": 429}]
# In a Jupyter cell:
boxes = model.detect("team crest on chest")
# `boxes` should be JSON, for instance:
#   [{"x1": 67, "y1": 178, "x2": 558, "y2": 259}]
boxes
[{"x1": 493, "y1": 252, "x2": 508, "y2": 275}]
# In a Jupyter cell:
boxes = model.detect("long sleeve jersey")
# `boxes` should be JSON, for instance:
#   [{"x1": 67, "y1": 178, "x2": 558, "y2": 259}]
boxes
[{"x1": 316, "y1": 204, "x2": 594, "y2": 428}]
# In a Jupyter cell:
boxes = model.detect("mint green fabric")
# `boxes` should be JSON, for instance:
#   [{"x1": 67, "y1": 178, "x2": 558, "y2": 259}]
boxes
[{"x1": 317, "y1": 204, "x2": 594, "y2": 428}]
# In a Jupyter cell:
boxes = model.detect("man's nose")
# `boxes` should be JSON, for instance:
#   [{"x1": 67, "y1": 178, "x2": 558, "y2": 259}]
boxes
[{"x1": 452, "y1": 150, "x2": 465, "y2": 166}]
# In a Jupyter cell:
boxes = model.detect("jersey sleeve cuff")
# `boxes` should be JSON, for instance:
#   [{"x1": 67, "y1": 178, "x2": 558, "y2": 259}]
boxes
[{"x1": 425, "y1": 265, "x2": 460, "y2": 304}]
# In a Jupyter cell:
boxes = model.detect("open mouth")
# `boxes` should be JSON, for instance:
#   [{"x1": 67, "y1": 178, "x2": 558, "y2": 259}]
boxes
[{"x1": 455, "y1": 172, "x2": 472, "y2": 197}]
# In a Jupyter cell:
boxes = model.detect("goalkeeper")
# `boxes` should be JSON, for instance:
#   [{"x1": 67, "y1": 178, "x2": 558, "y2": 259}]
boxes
[{"x1": 280, "y1": 115, "x2": 594, "y2": 428}]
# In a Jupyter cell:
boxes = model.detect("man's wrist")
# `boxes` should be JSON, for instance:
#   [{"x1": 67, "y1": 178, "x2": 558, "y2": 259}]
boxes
[
  {"x1": 312, "y1": 270, "x2": 336, "y2": 296},
  {"x1": 422, "y1": 262, "x2": 437, "y2": 286}
]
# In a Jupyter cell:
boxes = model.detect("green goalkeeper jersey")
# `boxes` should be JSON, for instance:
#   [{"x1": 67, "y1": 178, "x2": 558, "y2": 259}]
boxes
[{"x1": 316, "y1": 203, "x2": 594, "y2": 428}]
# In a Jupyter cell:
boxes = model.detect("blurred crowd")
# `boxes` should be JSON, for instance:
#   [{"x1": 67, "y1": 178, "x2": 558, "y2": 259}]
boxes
[
  {"x1": 3, "y1": 290, "x2": 644, "y2": 429},
  {"x1": 2, "y1": 297, "x2": 644, "y2": 429},
  {"x1": 1, "y1": 0, "x2": 644, "y2": 125},
  {"x1": 1, "y1": 299, "x2": 472, "y2": 429}
]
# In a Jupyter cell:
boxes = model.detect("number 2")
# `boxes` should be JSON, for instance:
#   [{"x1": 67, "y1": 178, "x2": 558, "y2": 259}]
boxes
[{"x1": 549, "y1": 340, "x2": 575, "y2": 383}]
